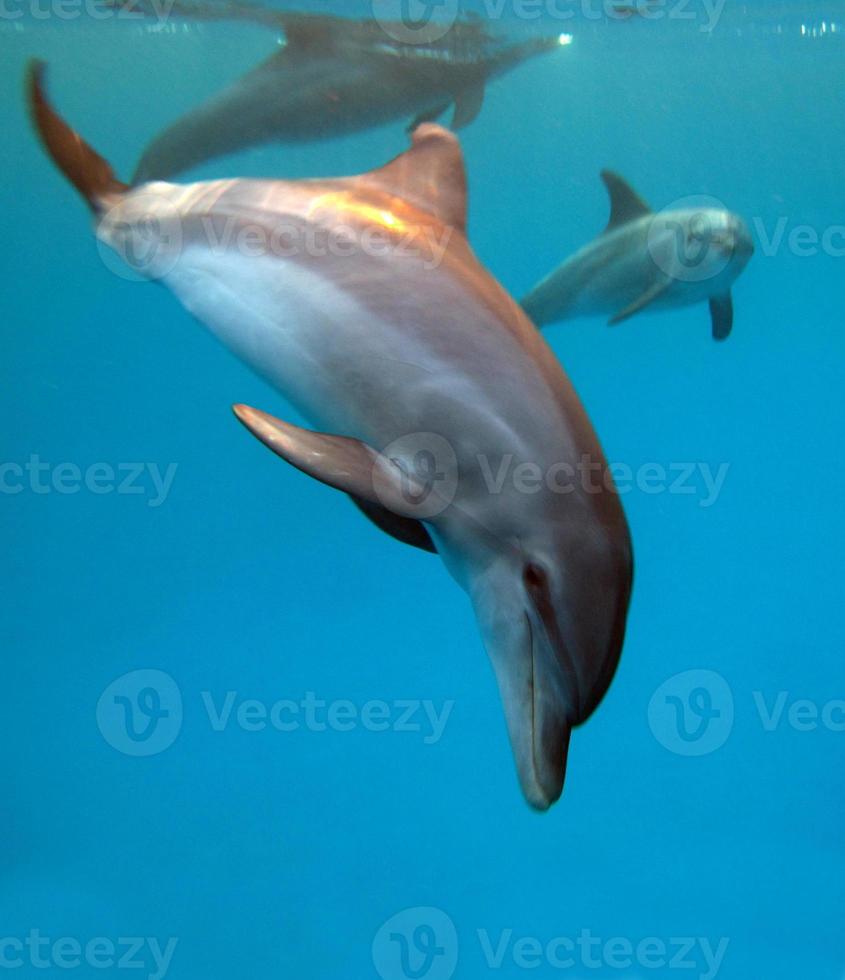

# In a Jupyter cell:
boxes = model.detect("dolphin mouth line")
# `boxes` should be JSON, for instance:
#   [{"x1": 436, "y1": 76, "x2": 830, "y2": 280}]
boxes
[
  {"x1": 525, "y1": 611, "x2": 541, "y2": 787},
  {"x1": 527, "y1": 585, "x2": 582, "y2": 723}
]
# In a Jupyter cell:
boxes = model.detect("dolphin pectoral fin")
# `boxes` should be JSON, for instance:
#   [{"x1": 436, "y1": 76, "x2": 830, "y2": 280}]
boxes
[
  {"x1": 608, "y1": 279, "x2": 669, "y2": 325},
  {"x1": 407, "y1": 103, "x2": 451, "y2": 133},
  {"x1": 601, "y1": 170, "x2": 652, "y2": 230},
  {"x1": 451, "y1": 83, "x2": 485, "y2": 129},
  {"x1": 232, "y1": 404, "x2": 432, "y2": 522},
  {"x1": 349, "y1": 496, "x2": 437, "y2": 553},
  {"x1": 709, "y1": 292, "x2": 733, "y2": 341}
]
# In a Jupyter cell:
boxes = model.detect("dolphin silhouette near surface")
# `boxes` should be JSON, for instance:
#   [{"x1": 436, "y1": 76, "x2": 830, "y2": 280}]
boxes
[
  {"x1": 28, "y1": 62, "x2": 632, "y2": 810},
  {"x1": 123, "y1": 1, "x2": 563, "y2": 183},
  {"x1": 521, "y1": 171, "x2": 754, "y2": 340}
]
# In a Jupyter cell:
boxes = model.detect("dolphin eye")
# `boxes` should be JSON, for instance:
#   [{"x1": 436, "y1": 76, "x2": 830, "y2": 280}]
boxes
[{"x1": 523, "y1": 562, "x2": 549, "y2": 595}]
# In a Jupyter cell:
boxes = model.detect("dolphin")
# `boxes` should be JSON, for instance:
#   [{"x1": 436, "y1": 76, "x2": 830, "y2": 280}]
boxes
[
  {"x1": 28, "y1": 62, "x2": 632, "y2": 810},
  {"x1": 125, "y1": 2, "x2": 563, "y2": 183},
  {"x1": 521, "y1": 171, "x2": 754, "y2": 341}
]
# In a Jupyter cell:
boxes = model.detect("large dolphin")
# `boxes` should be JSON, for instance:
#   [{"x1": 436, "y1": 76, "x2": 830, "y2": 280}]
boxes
[
  {"x1": 521, "y1": 171, "x2": 754, "y2": 340},
  {"x1": 28, "y1": 62, "x2": 632, "y2": 810},
  {"x1": 125, "y1": 2, "x2": 563, "y2": 183}
]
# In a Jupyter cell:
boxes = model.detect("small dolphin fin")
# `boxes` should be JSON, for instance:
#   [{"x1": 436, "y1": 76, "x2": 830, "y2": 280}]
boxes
[
  {"x1": 233, "y1": 405, "x2": 441, "y2": 523},
  {"x1": 406, "y1": 102, "x2": 451, "y2": 133},
  {"x1": 451, "y1": 83, "x2": 485, "y2": 129},
  {"x1": 601, "y1": 170, "x2": 651, "y2": 231},
  {"x1": 26, "y1": 60, "x2": 127, "y2": 211},
  {"x1": 709, "y1": 292, "x2": 733, "y2": 341},
  {"x1": 608, "y1": 279, "x2": 669, "y2": 325},
  {"x1": 349, "y1": 496, "x2": 437, "y2": 553},
  {"x1": 358, "y1": 123, "x2": 467, "y2": 233},
  {"x1": 279, "y1": 12, "x2": 344, "y2": 51}
]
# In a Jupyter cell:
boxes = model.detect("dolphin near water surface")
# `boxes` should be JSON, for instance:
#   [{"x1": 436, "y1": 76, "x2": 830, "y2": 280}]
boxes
[
  {"x1": 28, "y1": 62, "x2": 632, "y2": 810},
  {"x1": 124, "y1": 2, "x2": 564, "y2": 183}
]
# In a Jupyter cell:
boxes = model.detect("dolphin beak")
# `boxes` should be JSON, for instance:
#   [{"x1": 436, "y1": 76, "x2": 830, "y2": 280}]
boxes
[
  {"x1": 470, "y1": 548, "x2": 630, "y2": 810},
  {"x1": 723, "y1": 218, "x2": 755, "y2": 260},
  {"x1": 472, "y1": 577, "x2": 576, "y2": 810}
]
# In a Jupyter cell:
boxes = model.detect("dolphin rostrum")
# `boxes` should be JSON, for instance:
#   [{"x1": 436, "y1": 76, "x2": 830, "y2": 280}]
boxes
[
  {"x1": 521, "y1": 171, "x2": 754, "y2": 341},
  {"x1": 125, "y1": 1, "x2": 563, "y2": 183},
  {"x1": 28, "y1": 61, "x2": 632, "y2": 810}
]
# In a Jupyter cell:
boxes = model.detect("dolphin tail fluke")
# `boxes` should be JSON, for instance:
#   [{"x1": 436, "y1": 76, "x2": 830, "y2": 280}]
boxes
[{"x1": 26, "y1": 60, "x2": 127, "y2": 212}]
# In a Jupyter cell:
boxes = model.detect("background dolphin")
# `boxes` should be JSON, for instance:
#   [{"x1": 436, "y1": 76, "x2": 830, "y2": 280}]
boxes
[
  {"x1": 521, "y1": 171, "x2": 754, "y2": 340},
  {"x1": 29, "y1": 61, "x2": 632, "y2": 810},
  {"x1": 123, "y1": 2, "x2": 562, "y2": 183}
]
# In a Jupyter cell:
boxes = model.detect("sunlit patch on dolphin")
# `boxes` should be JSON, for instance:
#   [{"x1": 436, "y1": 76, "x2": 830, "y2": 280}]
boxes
[{"x1": 27, "y1": 61, "x2": 632, "y2": 810}]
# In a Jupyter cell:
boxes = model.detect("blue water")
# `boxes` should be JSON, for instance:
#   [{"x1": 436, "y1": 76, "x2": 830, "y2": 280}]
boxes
[{"x1": 2, "y1": 2, "x2": 844, "y2": 978}]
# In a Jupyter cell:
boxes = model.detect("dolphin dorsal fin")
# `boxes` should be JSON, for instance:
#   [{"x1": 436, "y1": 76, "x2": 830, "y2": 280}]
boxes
[
  {"x1": 601, "y1": 170, "x2": 651, "y2": 230},
  {"x1": 279, "y1": 13, "x2": 344, "y2": 51},
  {"x1": 358, "y1": 124, "x2": 468, "y2": 233}
]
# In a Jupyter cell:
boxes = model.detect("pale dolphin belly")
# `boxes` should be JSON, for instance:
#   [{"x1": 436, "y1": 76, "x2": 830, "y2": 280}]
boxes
[
  {"x1": 523, "y1": 228, "x2": 659, "y2": 325},
  {"x1": 163, "y1": 236, "x2": 570, "y2": 472}
]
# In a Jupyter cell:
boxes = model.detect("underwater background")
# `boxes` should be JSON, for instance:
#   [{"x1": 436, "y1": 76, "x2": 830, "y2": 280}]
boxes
[{"x1": 1, "y1": 0, "x2": 844, "y2": 977}]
